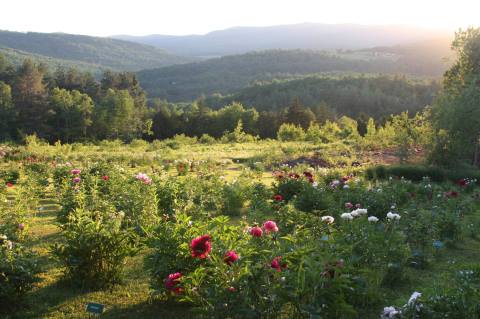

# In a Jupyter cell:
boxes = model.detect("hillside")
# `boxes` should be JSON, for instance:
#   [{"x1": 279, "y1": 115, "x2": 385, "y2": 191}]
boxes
[
  {"x1": 205, "y1": 75, "x2": 440, "y2": 118},
  {"x1": 0, "y1": 30, "x2": 192, "y2": 72},
  {"x1": 137, "y1": 46, "x2": 451, "y2": 102},
  {"x1": 114, "y1": 23, "x2": 449, "y2": 57}
]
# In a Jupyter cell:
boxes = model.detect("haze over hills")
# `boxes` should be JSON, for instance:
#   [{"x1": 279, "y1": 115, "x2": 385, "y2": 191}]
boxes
[
  {"x1": 113, "y1": 23, "x2": 450, "y2": 57},
  {"x1": 0, "y1": 30, "x2": 193, "y2": 72},
  {"x1": 137, "y1": 38, "x2": 453, "y2": 102}
]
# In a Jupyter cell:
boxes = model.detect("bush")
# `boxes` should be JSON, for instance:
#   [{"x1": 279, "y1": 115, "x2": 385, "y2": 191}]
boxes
[
  {"x1": 277, "y1": 123, "x2": 305, "y2": 141},
  {"x1": 0, "y1": 237, "x2": 41, "y2": 308},
  {"x1": 199, "y1": 134, "x2": 216, "y2": 144},
  {"x1": 53, "y1": 210, "x2": 138, "y2": 289}
]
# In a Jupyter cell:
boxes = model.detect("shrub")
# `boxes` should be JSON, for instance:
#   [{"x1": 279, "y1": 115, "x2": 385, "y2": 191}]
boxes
[
  {"x1": 53, "y1": 209, "x2": 139, "y2": 289},
  {"x1": 0, "y1": 236, "x2": 41, "y2": 308},
  {"x1": 277, "y1": 123, "x2": 305, "y2": 141},
  {"x1": 199, "y1": 134, "x2": 216, "y2": 144}
]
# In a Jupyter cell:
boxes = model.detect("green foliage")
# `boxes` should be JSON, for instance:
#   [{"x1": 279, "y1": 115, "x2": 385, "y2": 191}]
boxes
[
  {"x1": 53, "y1": 209, "x2": 139, "y2": 289},
  {"x1": 0, "y1": 239, "x2": 41, "y2": 308},
  {"x1": 277, "y1": 123, "x2": 305, "y2": 141},
  {"x1": 430, "y1": 28, "x2": 480, "y2": 168}
]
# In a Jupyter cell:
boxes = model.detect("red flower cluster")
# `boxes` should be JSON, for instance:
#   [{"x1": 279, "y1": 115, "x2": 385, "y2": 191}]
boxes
[
  {"x1": 190, "y1": 235, "x2": 212, "y2": 259},
  {"x1": 303, "y1": 171, "x2": 314, "y2": 183},
  {"x1": 288, "y1": 172, "x2": 300, "y2": 179},
  {"x1": 249, "y1": 226, "x2": 263, "y2": 237},
  {"x1": 165, "y1": 272, "x2": 183, "y2": 294},
  {"x1": 273, "y1": 194, "x2": 283, "y2": 202},
  {"x1": 224, "y1": 250, "x2": 239, "y2": 266},
  {"x1": 444, "y1": 191, "x2": 459, "y2": 198},
  {"x1": 272, "y1": 171, "x2": 286, "y2": 180},
  {"x1": 271, "y1": 256, "x2": 288, "y2": 272},
  {"x1": 457, "y1": 179, "x2": 467, "y2": 187}
]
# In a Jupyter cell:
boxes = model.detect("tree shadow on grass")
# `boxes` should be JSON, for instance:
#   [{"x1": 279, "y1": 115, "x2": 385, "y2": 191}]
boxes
[
  {"x1": 9, "y1": 278, "x2": 89, "y2": 319},
  {"x1": 103, "y1": 300, "x2": 195, "y2": 319}
]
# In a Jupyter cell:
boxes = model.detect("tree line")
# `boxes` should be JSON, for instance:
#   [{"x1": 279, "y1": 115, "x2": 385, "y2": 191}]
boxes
[{"x1": 0, "y1": 53, "x2": 425, "y2": 142}]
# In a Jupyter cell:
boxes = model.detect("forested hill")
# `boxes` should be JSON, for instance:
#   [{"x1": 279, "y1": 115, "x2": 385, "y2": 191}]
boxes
[
  {"x1": 137, "y1": 46, "x2": 452, "y2": 102},
  {"x1": 114, "y1": 23, "x2": 448, "y2": 57},
  {"x1": 0, "y1": 30, "x2": 192, "y2": 72},
  {"x1": 204, "y1": 76, "x2": 440, "y2": 119}
]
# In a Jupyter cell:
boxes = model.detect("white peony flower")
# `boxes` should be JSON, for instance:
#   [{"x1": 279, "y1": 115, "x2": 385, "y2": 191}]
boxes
[
  {"x1": 408, "y1": 291, "x2": 422, "y2": 305},
  {"x1": 343, "y1": 184, "x2": 350, "y2": 189},
  {"x1": 341, "y1": 213, "x2": 353, "y2": 220},
  {"x1": 386, "y1": 212, "x2": 401, "y2": 221},
  {"x1": 382, "y1": 306, "x2": 400, "y2": 318},
  {"x1": 321, "y1": 216, "x2": 335, "y2": 224},
  {"x1": 368, "y1": 216, "x2": 379, "y2": 223}
]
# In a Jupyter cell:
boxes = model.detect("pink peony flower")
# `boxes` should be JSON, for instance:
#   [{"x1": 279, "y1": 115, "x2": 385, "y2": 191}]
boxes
[
  {"x1": 73, "y1": 177, "x2": 81, "y2": 184},
  {"x1": 190, "y1": 235, "x2": 212, "y2": 259},
  {"x1": 18, "y1": 223, "x2": 25, "y2": 231},
  {"x1": 345, "y1": 202, "x2": 353, "y2": 209},
  {"x1": 224, "y1": 250, "x2": 239, "y2": 266},
  {"x1": 70, "y1": 169, "x2": 81, "y2": 175},
  {"x1": 249, "y1": 226, "x2": 263, "y2": 237},
  {"x1": 165, "y1": 272, "x2": 183, "y2": 294},
  {"x1": 263, "y1": 221, "x2": 279, "y2": 234},
  {"x1": 135, "y1": 173, "x2": 152, "y2": 185}
]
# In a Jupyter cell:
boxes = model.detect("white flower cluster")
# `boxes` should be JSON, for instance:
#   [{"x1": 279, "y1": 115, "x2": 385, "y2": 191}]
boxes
[
  {"x1": 321, "y1": 216, "x2": 335, "y2": 224},
  {"x1": 0, "y1": 234, "x2": 13, "y2": 250},
  {"x1": 386, "y1": 212, "x2": 401, "y2": 221},
  {"x1": 381, "y1": 306, "x2": 400, "y2": 318},
  {"x1": 368, "y1": 216, "x2": 379, "y2": 223},
  {"x1": 341, "y1": 208, "x2": 368, "y2": 221},
  {"x1": 382, "y1": 291, "x2": 422, "y2": 318},
  {"x1": 351, "y1": 208, "x2": 368, "y2": 217}
]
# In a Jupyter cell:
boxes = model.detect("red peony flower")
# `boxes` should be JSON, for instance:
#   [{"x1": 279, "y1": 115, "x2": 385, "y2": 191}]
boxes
[
  {"x1": 263, "y1": 220, "x2": 279, "y2": 234},
  {"x1": 457, "y1": 179, "x2": 467, "y2": 187},
  {"x1": 228, "y1": 286, "x2": 236, "y2": 292},
  {"x1": 165, "y1": 272, "x2": 183, "y2": 294},
  {"x1": 102, "y1": 175, "x2": 109, "y2": 181},
  {"x1": 224, "y1": 250, "x2": 239, "y2": 266},
  {"x1": 303, "y1": 171, "x2": 313, "y2": 179},
  {"x1": 6, "y1": 182, "x2": 14, "y2": 188},
  {"x1": 190, "y1": 235, "x2": 212, "y2": 259},
  {"x1": 271, "y1": 256, "x2": 287, "y2": 272},
  {"x1": 274, "y1": 194, "x2": 283, "y2": 202},
  {"x1": 288, "y1": 173, "x2": 300, "y2": 179},
  {"x1": 249, "y1": 226, "x2": 263, "y2": 237},
  {"x1": 345, "y1": 202, "x2": 353, "y2": 209},
  {"x1": 445, "y1": 191, "x2": 459, "y2": 198}
]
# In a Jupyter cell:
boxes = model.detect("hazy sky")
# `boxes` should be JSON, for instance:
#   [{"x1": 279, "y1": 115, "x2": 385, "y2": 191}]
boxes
[{"x1": 2, "y1": 0, "x2": 478, "y2": 36}]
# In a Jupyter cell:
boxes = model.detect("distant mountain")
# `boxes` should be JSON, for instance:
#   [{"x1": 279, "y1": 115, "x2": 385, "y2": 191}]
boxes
[
  {"x1": 114, "y1": 23, "x2": 450, "y2": 57},
  {"x1": 137, "y1": 41, "x2": 453, "y2": 102},
  {"x1": 0, "y1": 30, "x2": 193, "y2": 72}
]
